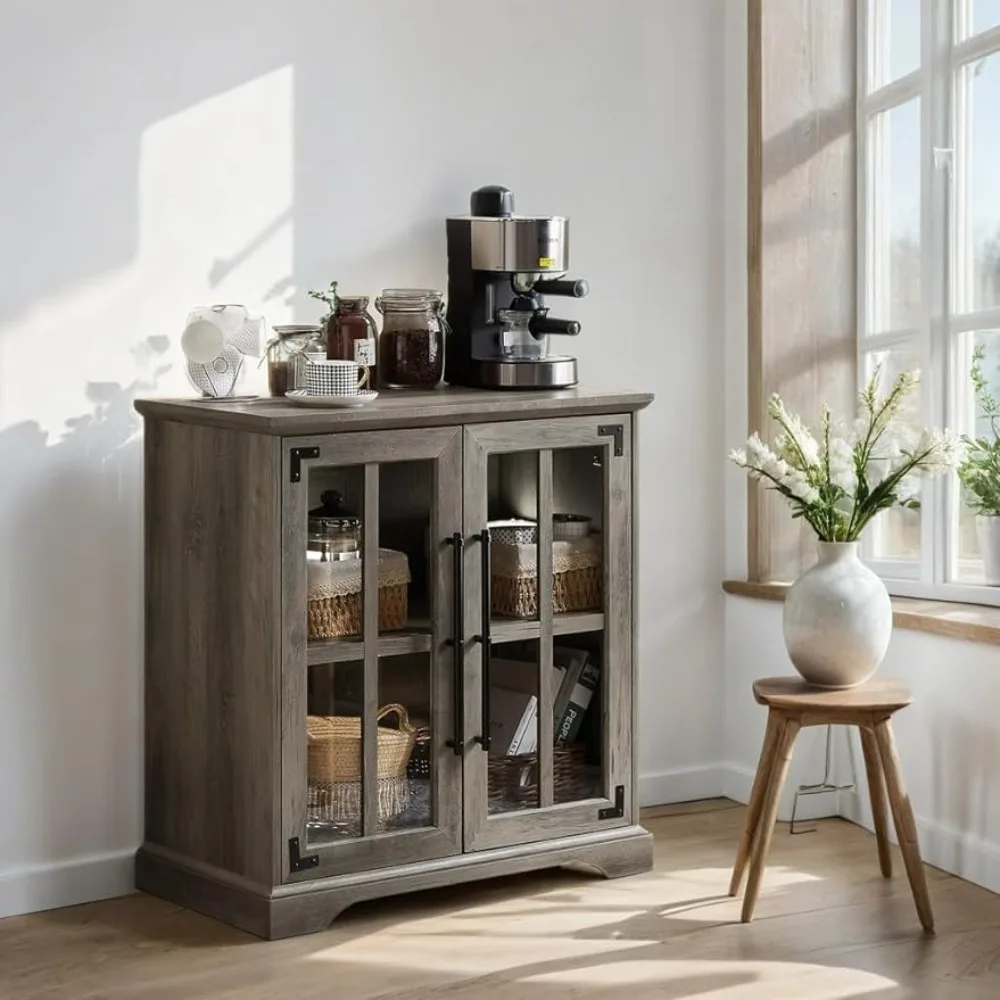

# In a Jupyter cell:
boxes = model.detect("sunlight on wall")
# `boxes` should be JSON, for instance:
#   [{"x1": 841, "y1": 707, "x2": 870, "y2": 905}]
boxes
[{"x1": 0, "y1": 64, "x2": 293, "y2": 437}]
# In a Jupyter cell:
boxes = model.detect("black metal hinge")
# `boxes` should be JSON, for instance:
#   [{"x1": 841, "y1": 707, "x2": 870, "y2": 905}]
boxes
[
  {"x1": 598, "y1": 785, "x2": 626, "y2": 820},
  {"x1": 288, "y1": 837, "x2": 319, "y2": 873},
  {"x1": 598, "y1": 424, "x2": 624, "y2": 457},
  {"x1": 290, "y1": 446, "x2": 320, "y2": 483}
]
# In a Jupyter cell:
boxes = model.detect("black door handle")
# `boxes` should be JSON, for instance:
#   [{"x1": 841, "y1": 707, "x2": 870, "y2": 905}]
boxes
[
  {"x1": 475, "y1": 528, "x2": 492, "y2": 751},
  {"x1": 445, "y1": 534, "x2": 465, "y2": 755}
]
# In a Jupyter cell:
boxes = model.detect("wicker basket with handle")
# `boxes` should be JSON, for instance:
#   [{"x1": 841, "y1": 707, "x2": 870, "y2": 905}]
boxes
[
  {"x1": 307, "y1": 703, "x2": 416, "y2": 784},
  {"x1": 307, "y1": 704, "x2": 417, "y2": 826}
]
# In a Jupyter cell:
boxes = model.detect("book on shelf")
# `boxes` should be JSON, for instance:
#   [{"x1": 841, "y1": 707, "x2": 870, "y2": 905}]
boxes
[
  {"x1": 487, "y1": 687, "x2": 537, "y2": 758},
  {"x1": 554, "y1": 653, "x2": 601, "y2": 747},
  {"x1": 489, "y1": 656, "x2": 563, "y2": 756}
]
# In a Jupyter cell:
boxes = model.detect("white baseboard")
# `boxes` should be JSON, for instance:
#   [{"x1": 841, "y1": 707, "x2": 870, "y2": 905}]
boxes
[
  {"x1": 0, "y1": 850, "x2": 135, "y2": 920},
  {"x1": 639, "y1": 764, "x2": 724, "y2": 807},
  {"x1": 721, "y1": 763, "x2": 840, "y2": 824},
  {"x1": 839, "y1": 789, "x2": 1000, "y2": 896}
]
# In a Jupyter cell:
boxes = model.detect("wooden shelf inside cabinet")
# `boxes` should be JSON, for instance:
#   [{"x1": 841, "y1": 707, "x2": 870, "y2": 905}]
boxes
[
  {"x1": 490, "y1": 611, "x2": 605, "y2": 644},
  {"x1": 307, "y1": 617, "x2": 433, "y2": 665}
]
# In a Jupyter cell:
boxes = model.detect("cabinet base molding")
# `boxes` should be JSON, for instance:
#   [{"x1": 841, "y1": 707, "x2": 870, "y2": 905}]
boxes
[{"x1": 135, "y1": 825, "x2": 653, "y2": 940}]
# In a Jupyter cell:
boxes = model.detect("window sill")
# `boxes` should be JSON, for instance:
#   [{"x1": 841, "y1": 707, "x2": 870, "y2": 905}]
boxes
[{"x1": 722, "y1": 579, "x2": 1000, "y2": 647}]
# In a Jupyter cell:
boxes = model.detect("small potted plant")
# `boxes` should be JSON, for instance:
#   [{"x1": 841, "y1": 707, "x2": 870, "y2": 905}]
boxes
[
  {"x1": 730, "y1": 368, "x2": 955, "y2": 688},
  {"x1": 957, "y1": 345, "x2": 1000, "y2": 585},
  {"x1": 308, "y1": 280, "x2": 339, "y2": 345}
]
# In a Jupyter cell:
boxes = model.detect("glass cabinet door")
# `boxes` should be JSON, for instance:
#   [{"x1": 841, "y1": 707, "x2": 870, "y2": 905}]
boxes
[
  {"x1": 281, "y1": 427, "x2": 463, "y2": 882},
  {"x1": 461, "y1": 416, "x2": 633, "y2": 852}
]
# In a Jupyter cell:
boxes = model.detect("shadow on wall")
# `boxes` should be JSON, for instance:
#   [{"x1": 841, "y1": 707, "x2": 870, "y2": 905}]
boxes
[
  {"x1": 0, "y1": 0, "x2": 294, "y2": 878},
  {"x1": 0, "y1": 339, "x2": 170, "y2": 866}
]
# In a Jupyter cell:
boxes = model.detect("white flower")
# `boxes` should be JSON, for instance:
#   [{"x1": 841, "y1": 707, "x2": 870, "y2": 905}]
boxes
[
  {"x1": 912, "y1": 427, "x2": 958, "y2": 476},
  {"x1": 767, "y1": 395, "x2": 820, "y2": 468},
  {"x1": 827, "y1": 437, "x2": 857, "y2": 494},
  {"x1": 728, "y1": 448, "x2": 748, "y2": 467},
  {"x1": 780, "y1": 468, "x2": 820, "y2": 505}
]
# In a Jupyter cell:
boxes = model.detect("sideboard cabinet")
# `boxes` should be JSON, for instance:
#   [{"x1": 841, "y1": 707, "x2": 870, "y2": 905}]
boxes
[{"x1": 134, "y1": 388, "x2": 653, "y2": 939}]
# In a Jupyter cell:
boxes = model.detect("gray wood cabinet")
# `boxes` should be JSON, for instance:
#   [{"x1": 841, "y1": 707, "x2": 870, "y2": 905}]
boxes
[{"x1": 134, "y1": 388, "x2": 653, "y2": 939}]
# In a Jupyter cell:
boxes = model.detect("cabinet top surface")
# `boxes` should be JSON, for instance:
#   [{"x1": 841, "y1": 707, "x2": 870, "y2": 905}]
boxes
[{"x1": 134, "y1": 386, "x2": 654, "y2": 435}]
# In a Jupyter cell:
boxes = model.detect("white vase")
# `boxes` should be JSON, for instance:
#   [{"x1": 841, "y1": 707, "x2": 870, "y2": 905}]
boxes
[
  {"x1": 977, "y1": 516, "x2": 1000, "y2": 585},
  {"x1": 782, "y1": 541, "x2": 892, "y2": 689}
]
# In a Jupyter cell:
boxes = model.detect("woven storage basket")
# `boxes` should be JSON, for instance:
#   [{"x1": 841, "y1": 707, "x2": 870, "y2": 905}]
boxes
[
  {"x1": 307, "y1": 704, "x2": 417, "y2": 824},
  {"x1": 307, "y1": 548, "x2": 410, "y2": 639},
  {"x1": 490, "y1": 536, "x2": 602, "y2": 619},
  {"x1": 487, "y1": 744, "x2": 600, "y2": 811}
]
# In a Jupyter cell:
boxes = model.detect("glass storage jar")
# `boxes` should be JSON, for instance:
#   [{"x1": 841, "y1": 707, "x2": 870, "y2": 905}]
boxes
[
  {"x1": 327, "y1": 295, "x2": 378, "y2": 385},
  {"x1": 376, "y1": 288, "x2": 448, "y2": 388},
  {"x1": 308, "y1": 490, "x2": 361, "y2": 562},
  {"x1": 266, "y1": 324, "x2": 324, "y2": 396}
]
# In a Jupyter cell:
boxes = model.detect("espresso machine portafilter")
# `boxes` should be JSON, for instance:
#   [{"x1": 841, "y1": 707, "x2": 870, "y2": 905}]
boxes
[{"x1": 444, "y1": 186, "x2": 588, "y2": 389}]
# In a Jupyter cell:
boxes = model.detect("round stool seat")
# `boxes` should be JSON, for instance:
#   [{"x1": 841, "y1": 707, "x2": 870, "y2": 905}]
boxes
[{"x1": 752, "y1": 677, "x2": 912, "y2": 712}]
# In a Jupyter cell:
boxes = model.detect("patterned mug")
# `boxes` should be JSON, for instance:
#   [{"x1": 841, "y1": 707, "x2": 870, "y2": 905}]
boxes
[{"x1": 304, "y1": 356, "x2": 370, "y2": 396}]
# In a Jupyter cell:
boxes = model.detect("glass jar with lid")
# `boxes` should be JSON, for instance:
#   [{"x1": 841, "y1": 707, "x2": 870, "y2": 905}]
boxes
[
  {"x1": 327, "y1": 296, "x2": 378, "y2": 385},
  {"x1": 376, "y1": 288, "x2": 448, "y2": 388},
  {"x1": 266, "y1": 324, "x2": 324, "y2": 396},
  {"x1": 308, "y1": 490, "x2": 361, "y2": 562}
]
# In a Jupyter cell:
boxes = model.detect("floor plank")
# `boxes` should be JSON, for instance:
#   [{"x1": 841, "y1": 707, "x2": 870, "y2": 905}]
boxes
[{"x1": 2, "y1": 804, "x2": 998, "y2": 998}]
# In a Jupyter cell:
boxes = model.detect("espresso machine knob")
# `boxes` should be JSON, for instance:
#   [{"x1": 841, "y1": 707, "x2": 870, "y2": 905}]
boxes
[{"x1": 470, "y1": 185, "x2": 514, "y2": 218}]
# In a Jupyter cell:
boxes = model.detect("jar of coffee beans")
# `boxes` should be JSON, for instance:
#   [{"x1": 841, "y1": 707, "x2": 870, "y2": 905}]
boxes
[{"x1": 375, "y1": 288, "x2": 447, "y2": 388}]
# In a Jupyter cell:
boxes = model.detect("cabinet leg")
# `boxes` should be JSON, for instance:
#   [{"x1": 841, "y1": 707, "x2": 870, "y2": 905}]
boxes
[
  {"x1": 729, "y1": 711, "x2": 780, "y2": 897},
  {"x1": 874, "y1": 719, "x2": 935, "y2": 933},
  {"x1": 860, "y1": 727, "x2": 892, "y2": 878},
  {"x1": 581, "y1": 828, "x2": 655, "y2": 880},
  {"x1": 741, "y1": 714, "x2": 800, "y2": 923}
]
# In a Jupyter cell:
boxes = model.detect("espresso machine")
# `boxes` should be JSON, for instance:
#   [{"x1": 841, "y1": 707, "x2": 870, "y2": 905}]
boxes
[{"x1": 445, "y1": 186, "x2": 588, "y2": 389}]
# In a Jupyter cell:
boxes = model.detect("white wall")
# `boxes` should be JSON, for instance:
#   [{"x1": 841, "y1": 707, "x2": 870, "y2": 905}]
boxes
[{"x1": 0, "y1": 0, "x2": 728, "y2": 917}]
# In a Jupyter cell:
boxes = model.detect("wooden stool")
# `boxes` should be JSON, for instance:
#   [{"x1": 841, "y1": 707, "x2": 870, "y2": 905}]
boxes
[{"x1": 728, "y1": 677, "x2": 934, "y2": 933}]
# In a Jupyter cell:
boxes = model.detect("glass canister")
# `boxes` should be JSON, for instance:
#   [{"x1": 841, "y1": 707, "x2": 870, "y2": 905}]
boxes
[
  {"x1": 497, "y1": 307, "x2": 549, "y2": 361},
  {"x1": 376, "y1": 288, "x2": 448, "y2": 388},
  {"x1": 308, "y1": 490, "x2": 361, "y2": 561},
  {"x1": 327, "y1": 295, "x2": 378, "y2": 385},
  {"x1": 266, "y1": 324, "x2": 324, "y2": 396}
]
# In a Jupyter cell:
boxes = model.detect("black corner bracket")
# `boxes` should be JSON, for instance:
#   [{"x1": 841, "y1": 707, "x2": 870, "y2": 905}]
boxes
[
  {"x1": 597, "y1": 424, "x2": 624, "y2": 457},
  {"x1": 598, "y1": 785, "x2": 626, "y2": 820},
  {"x1": 290, "y1": 446, "x2": 320, "y2": 483},
  {"x1": 289, "y1": 837, "x2": 319, "y2": 873}
]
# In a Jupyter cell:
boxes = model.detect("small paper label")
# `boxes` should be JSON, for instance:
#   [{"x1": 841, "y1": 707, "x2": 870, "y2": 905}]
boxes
[{"x1": 354, "y1": 339, "x2": 376, "y2": 365}]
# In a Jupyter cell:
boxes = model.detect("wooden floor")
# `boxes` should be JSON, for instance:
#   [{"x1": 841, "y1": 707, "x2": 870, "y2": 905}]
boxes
[{"x1": 4, "y1": 801, "x2": 1000, "y2": 999}]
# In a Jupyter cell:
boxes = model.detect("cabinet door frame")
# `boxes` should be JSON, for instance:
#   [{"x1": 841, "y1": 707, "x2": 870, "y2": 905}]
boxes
[
  {"x1": 279, "y1": 426, "x2": 463, "y2": 884},
  {"x1": 461, "y1": 414, "x2": 633, "y2": 852}
]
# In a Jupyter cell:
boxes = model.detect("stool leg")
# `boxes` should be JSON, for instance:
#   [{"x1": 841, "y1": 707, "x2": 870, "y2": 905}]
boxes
[
  {"x1": 729, "y1": 711, "x2": 780, "y2": 896},
  {"x1": 874, "y1": 719, "x2": 935, "y2": 934},
  {"x1": 860, "y1": 727, "x2": 893, "y2": 878},
  {"x1": 741, "y1": 715, "x2": 801, "y2": 923}
]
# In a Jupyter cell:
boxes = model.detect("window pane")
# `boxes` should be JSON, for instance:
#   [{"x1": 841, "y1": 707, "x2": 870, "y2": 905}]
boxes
[
  {"x1": 954, "y1": 52, "x2": 1000, "y2": 313},
  {"x1": 954, "y1": 330, "x2": 1000, "y2": 583},
  {"x1": 974, "y1": 1, "x2": 1000, "y2": 36},
  {"x1": 870, "y1": 0, "x2": 921, "y2": 90},
  {"x1": 865, "y1": 345, "x2": 922, "y2": 562},
  {"x1": 868, "y1": 98, "x2": 922, "y2": 332}
]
